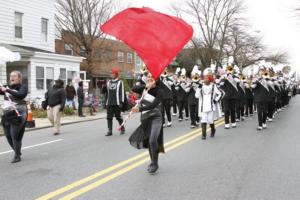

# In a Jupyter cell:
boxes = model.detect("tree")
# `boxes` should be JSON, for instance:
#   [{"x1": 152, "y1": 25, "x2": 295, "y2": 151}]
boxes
[
  {"x1": 172, "y1": 0, "x2": 245, "y2": 68},
  {"x1": 55, "y1": 0, "x2": 114, "y2": 77}
]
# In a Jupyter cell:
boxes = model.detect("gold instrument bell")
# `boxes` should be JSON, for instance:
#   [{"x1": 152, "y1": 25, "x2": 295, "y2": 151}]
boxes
[
  {"x1": 140, "y1": 65, "x2": 148, "y2": 74},
  {"x1": 192, "y1": 73, "x2": 200, "y2": 82},
  {"x1": 161, "y1": 68, "x2": 168, "y2": 78},
  {"x1": 226, "y1": 65, "x2": 234, "y2": 73}
]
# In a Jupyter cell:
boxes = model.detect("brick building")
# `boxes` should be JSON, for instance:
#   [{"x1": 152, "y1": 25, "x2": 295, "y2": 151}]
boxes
[{"x1": 55, "y1": 32, "x2": 143, "y2": 89}]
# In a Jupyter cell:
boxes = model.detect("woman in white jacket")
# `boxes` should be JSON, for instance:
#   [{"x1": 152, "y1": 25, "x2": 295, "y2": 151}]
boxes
[{"x1": 195, "y1": 72, "x2": 222, "y2": 139}]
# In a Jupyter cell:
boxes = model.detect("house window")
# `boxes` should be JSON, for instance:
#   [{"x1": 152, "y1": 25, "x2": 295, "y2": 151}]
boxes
[
  {"x1": 41, "y1": 18, "x2": 48, "y2": 42},
  {"x1": 15, "y1": 12, "x2": 23, "y2": 39},
  {"x1": 127, "y1": 53, "x2": 133, "y2": 63},
  {"x1": 117, "y1": 51, "x2": 124, "y2": 63},
  {"x1": 80, "y1": 46, "x2": 86, "y2": 56},
  {"x1": 36, "y1": 67, "x2": 44, "y2": 89},
  {"x1": 46, "y1": 67, "x2": 54, "y2": 89},
  {"x1": 67, "y1": 71, "x2": 76, "y2": 83},
  {"x1": 136, "y1": 55, "x2": 141, "y2": 65},
  {"x1": 65, "y1": 44, "x2": 74, "y2": 55},
  {"x1": 59, "y1": 68, "x2": 67, "y2": 83}
]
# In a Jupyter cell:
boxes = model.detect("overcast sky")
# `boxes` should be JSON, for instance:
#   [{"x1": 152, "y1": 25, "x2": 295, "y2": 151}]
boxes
[{"x1": 119, "y1": 0, "x2": 300, "y2": 73}]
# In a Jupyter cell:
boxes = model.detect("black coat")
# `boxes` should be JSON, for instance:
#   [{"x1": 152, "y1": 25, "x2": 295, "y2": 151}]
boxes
[
  {"x1": 0, "y1": 84, "x2": 28, "y2": 105},
  {"x1": 188, "y1": 87, "x2": 198, "y2": 106},
  {"x1": 130, "y1": 84, "x2": 165, "y2": 153},
  {"x1": 252, "y1": 81, "x2": 270, "y2": 103},
  {"x1": 46, "y1": 85, "x2": 66, "y2": 109},
  {"x1": 220, "y1": 79, "x2": 239, "y2": 100}
]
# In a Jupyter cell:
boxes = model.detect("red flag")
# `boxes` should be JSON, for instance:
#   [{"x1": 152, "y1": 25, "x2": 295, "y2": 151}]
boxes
[{"x1": 100, "y1": 7, "x2": 193, "y2": 80}]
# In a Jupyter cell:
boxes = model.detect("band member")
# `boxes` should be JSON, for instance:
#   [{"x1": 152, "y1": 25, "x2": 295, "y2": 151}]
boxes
[
  {"x1": 102, "y1": 68, "x2": 126, "y2": 136},
  {"x1": 160, "y1": 69, "x2": 173, "y2": 127},
  {"x1": 236, "y1": 75, "x2": 246, "y2": 122},
  {"x1": 130, "y1": 72, "x2": 164, "y2": 174},
  {"x1": 172, "y1": 67, "x2": 181, "y2": 116},
  {"x1": 176, "y1": 68, "x2": 190, "y2": 121},
  {"x1": 266, "y1": 71, "x2": 276, "y2": 121},
  {"x1": 252, "y1": 69, "x2": 270, "y2": 130},
  {"x1": 244, "y1": 78, "x2": 254, "y2": 117},
  {"x1": 219, "y1": 64, "x2": 239, "y2": 129},
  {"x1": 188, "y1": 66, "x2": 201, "y2": 128},
  {"x1": 195, "y1": 69, "x2": 222, "y2": 139}
]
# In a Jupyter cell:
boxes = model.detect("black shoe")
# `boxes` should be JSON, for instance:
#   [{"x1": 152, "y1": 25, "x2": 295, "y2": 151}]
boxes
[
  {"x1": 54, "y1": 132, "x2": 59, "y2": 136},
  {"x1": 202, "y1": 135, "x2": 206, "y2": 140},
  {"x1": 79, "y1": 115, "x2": 86, "y2": 117},
  {"x1": 11, "y1": 155, "x2": 21, "y2": 163},
  {"x1": 148, "y1": 164, "x2": 159, "y2": 174},
  {"x1": 105, "y1": 131, "x2": 112, "y2": 136}
]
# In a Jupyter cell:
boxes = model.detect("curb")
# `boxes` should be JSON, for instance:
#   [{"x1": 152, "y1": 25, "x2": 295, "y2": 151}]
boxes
[
  {"x1": 25, "y1": 116, "x2": 107, "y2": 132},
  {"x1": 0, "y1": 116, "x2": 106, "y2": 136}
]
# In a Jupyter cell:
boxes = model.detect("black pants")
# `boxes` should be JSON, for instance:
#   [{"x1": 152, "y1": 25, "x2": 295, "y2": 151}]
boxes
[
  {"x1": 3, "y1": 107, "x2": 27, "y2": 157},
  {"x1": 256, "y1": 102, "x2": 268, "y2": 126},
  {"x1": 267, "y1": 99, "x2": 275, "y2": 119},
  {"x1": 236, "y1": 99, "x2": 245, "y2": 120},
  {"x1": 245, "y1": 98, "x2": 254, "y2": 116},
  {"x1": 178, "y1": 99, "x2": 189, "y2": 119},
  {"x1": 161, "y1": 99, "x2": 172, "y2": 124},
  {"x1": 78, "y1": 98, "x2": 84, "y2": 116},
  {"x1": 223, "y1": 99, "x2": 236, "y2": 124},
  {"x1": 107, "y1": 105, "x2": 124, "y2": 131},
  {"x1": 189, "y1": 104, "x2": 199, "y2": 126},
  {"x1": 172, "y1": 95, "x2": 177, "y2": 114},
  {"x1": 148, "y1": 113, "x2": 162, "y2": 165}
]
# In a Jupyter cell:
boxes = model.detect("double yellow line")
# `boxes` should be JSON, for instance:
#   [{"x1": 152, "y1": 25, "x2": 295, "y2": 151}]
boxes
[{"x1": 37, "y1": 119, "x2": 224, "y2": 200}]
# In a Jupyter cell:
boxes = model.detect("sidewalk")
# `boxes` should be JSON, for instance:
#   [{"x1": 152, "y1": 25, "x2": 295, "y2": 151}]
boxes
[{"x1": 0, "y1": 112, "x2": 107, "y2": 136}]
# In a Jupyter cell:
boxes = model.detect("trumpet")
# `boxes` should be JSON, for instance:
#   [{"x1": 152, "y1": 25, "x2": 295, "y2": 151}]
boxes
[
  {"x1": 161, "y1": 69, "x2": 168, "y2": 78},
  {"x1": 140, "y1": 65, "x2": 148, "y2": 75},
  {"x1": 226, "y1": 65, "x2": 234, "y2": 74},
  {"x1": 192, "y1": 74, "x2": 200, "y2": 82},
  {"x1": 180, "y1": 74, "x2": 187, "y2": 82}
]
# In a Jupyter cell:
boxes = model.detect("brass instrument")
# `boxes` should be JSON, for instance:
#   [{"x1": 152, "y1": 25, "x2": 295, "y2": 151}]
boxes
[
  {"x1": 192, "y1": 73, "x2": 200, "y2": 82},
  {"x1": 140, "y1": 65, "x2": 148, "y2": 75},
  {"x1": 161, "y1": 69, "x2": 168, "y2": 78},
  {"x1": 226, "y1": 65, "x2": 234, "y2": 74}
]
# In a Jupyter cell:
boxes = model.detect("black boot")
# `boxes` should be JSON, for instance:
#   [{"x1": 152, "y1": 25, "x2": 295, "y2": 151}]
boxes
[
  {"x1": 106, "y1": 119, "x2": 113, "y2": 136},
  {"x1": 11, "y1": 154, "x2": 21, "y2": 163},
  {"x1": 210, "y1": 124, "x2": 216, "y2": 138},
  {"x1": 201, "y1": 123, "x2": 207, "y2": 140},
  {"x1": 148, "y1": 149, "x2": 159, "y2": 174}
]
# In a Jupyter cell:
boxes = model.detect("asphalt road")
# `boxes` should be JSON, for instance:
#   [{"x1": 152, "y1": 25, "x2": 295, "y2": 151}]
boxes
[{"x1": 0, "y1": 96, "x2": 300, "y2": 200}]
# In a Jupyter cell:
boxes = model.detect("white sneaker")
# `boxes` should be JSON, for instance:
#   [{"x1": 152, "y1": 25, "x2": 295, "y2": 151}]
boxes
[
  {"x1": 225, "y1": 124, "x2": 230, "y2": 129},
  {"x1": 190, "y1": 125, "x2": 196, "y2": 129},
  {"x1": 172, "y1": 113, "x2": 177, "y2": 116},
  {"x1": 185, "y1": 117, "x2": 189, "y2": 121},
  {"x1": 262, "y1": 124, "x2": 267, "y2": 129},
  {"x1": 232, "y1": 123, "x2": 237, "y2": 128},
  {"x1": 268, "y1": 118, "x2": 273, "y2": 122},
  {"x1": 167, "y1": 121, "x2": 172, "y2": 127},
  {"x1": 163, "y1": 124, "x2": 166, "y2": 128},
  {"x1": 179, "y1": 118, "x2": 183, "y2": 122},
  {"x1": 236, "y1": 119, "x2": 240, "y2": 122},
  {"x1": 257, "y1": 126, "x2": 263, "y2": 131}
]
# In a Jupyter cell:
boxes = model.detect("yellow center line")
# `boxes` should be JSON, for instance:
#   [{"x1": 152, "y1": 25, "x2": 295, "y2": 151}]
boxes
[
  {"x1": 36, "y1": 119, "x2": 224, "y2": 200},
  {"x1": 58, "y1": 121, "x2": 225, "y2": 200}
]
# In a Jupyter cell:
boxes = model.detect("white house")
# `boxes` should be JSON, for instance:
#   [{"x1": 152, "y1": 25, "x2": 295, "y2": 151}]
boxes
[{"x1": 0, "y1": 0, "x2": 84, "y2": 99}]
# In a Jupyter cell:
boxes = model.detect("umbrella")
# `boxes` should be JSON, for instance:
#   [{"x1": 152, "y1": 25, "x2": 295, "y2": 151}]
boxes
[{"x1": 0, "y1": 46, "x2": 21, "y2": 64}]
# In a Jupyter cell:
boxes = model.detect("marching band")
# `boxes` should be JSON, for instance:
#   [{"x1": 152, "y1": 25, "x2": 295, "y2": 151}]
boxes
[{"x1": 133, "y1": 60, "x2": 297, "y2": 134}]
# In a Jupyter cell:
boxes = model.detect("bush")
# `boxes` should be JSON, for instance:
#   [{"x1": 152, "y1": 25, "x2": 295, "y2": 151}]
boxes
[
  {"x1": 32, "y1": 109, "x2": 47, "y2": 118},
  {"x1": 63, "y1": 107, "x2": 75, "y2": 116}
]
